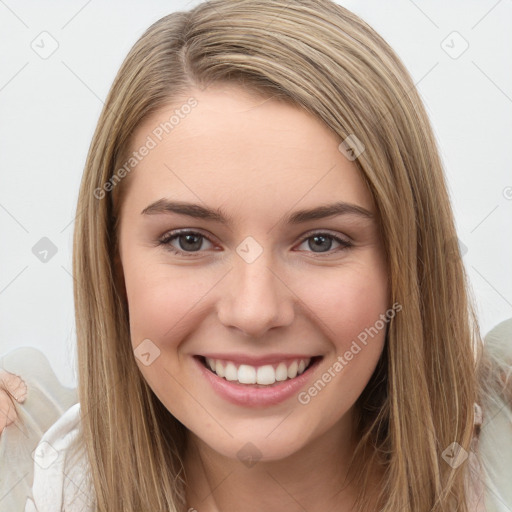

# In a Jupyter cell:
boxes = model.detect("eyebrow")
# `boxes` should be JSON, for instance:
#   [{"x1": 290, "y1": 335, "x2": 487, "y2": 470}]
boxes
[{"x1": 141, "y1": 199, "x2": 374, "y2": 224}]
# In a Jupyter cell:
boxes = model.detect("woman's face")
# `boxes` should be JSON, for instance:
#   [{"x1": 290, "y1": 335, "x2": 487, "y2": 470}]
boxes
[{"x1": 117, "y1": 84, "x2": 390, "y2": 462}]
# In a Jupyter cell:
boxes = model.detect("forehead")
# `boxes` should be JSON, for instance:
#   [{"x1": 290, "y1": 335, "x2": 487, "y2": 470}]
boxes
[{"x1": 121, "y1": 84, "x2": 373, "y2": 217}]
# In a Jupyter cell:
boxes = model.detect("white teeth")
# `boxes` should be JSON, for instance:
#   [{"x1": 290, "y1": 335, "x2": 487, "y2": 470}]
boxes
[
  {"x1": 225, "y1": 362, "x2": 238, "y2": 381},
  {"x1": 204, "y1": 357, "x2": 312, "y2": 385},
  {"x1": 275, "y1": 362, "x2": 288, "y2": 381},
  {"x1": 256, "y1": 365, "x2": 276, "y2": 385},
  {"x1": 215, "y1": 359, "x2": 225, "y2": 378},
  {"x1": 238, "y1": 364, "x2": 256, "y2": 384},
  {"x1": 287, "y1": 360, "x2": 298, "y2": 379}
]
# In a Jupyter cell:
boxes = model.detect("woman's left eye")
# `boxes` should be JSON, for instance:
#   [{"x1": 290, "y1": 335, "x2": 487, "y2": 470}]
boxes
[
  {"x1": 296, "y1": 233, "x2": 353, "y2": 255},
  {"x1": 157, "y1": 230, "x2": 353, "y2": 257}
]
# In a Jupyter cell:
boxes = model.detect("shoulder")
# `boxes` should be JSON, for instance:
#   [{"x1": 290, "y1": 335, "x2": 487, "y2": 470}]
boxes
[
  {"x1": 25, "y1": 403, "x2": 96, "y2": 512},
  {"x1": 476, "y1": 401, "x2": 512, "y2": 511},
  {"x1": 475, "y1": 318, "x2": 512, "y2": 511}
]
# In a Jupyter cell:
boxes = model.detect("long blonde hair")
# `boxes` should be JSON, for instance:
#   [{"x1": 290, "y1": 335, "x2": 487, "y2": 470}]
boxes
[{"x1": 72, "y1": 1, "x2": 491, "y2": 510}]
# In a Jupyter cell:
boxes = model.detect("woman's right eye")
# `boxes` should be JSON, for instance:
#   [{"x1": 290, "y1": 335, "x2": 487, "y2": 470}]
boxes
[{"x1": 158, "y1": 231, "x2": 215, "y2": 257}]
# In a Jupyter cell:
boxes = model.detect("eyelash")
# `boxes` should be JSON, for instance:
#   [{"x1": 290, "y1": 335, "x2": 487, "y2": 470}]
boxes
[{"x1": 157, "y1": 229, "x2": 353, "y2": 257}]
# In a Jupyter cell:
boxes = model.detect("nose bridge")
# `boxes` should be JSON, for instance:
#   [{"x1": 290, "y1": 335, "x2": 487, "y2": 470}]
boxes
[{"x1": 217, "y1": 242, "x2": 294, "y2": 338}]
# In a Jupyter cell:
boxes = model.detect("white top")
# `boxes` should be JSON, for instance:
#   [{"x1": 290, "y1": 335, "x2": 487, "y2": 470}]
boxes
[
  {"x1": 24, "y1": 403, "x2": 96, "y2": 512},
  {"x1": 0, "y1": 347, "x2": 78, "y2": 512}
]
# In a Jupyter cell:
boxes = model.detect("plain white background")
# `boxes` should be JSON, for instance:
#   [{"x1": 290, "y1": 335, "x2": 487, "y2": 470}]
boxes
[{"x1": 1, "y1": 0, "x2": 511, "y2": 388}]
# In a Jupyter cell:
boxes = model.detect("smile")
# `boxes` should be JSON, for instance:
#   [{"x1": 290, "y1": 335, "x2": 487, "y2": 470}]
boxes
[
  {"x1": 194, "y1": 355, "x2": 324, "y2": 407},
  {"x1": 203, "y1": 356, "x2": 316, "y2": 386}
]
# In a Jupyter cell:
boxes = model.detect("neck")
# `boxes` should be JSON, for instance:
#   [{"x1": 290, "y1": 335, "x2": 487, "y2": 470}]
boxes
[{"x1": 182, "y1": 411, "x2": 380, "y2": 512}]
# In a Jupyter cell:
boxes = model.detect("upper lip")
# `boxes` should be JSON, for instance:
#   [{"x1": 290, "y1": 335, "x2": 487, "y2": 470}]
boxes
[{"x1": 197, "y1": 353, "x2": 322, "y2": 366}]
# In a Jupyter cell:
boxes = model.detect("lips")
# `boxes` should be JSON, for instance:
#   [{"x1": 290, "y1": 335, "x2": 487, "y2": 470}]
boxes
[{"x1": 194, "y1": 354, "x2": 324, "y2": 407}]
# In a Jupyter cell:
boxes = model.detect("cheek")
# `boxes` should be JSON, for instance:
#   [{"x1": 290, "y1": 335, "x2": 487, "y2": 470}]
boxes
[
  {"x1": 122, "y1": 259, "x2": 210, "y2": 416},
  {"x1": 123, "y1": 259, "x2": 209, "y2": 344},
  {"x1": 298, "y1": 260, "x2": 389, "y2": 349},
  {"x1": 292, "y1": 260, "x2": 389, "y2": 411}
]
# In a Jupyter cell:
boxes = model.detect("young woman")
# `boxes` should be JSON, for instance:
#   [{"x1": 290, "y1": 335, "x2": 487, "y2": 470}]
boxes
[{"x1": 1, "y1": 0, "x2": 510, "y2": 510}]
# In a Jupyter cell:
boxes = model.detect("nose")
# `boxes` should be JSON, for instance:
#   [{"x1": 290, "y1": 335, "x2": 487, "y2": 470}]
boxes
[{"x1": 216, "y1": 251, "x2": 295, "y2": 339}]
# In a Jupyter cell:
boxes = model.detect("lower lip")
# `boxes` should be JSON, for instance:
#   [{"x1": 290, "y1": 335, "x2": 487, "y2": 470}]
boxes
[{"x1": 194, "y1": 356, "x2": 323, "y2": 407}]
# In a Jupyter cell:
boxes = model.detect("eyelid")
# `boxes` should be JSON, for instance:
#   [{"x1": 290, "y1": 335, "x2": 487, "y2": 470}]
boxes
[
  {"x1": 160, "y1": 227, "x2": 214, "y2": 240},
  {"x1": 297, "y1": 228, "x2": 353, "y2": 245}
]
